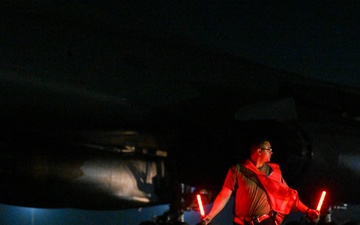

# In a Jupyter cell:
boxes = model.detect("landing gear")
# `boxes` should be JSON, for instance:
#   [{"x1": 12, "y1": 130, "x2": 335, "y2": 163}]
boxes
[
  {"x1": 143, "y1": 210, "x2": 190, "y2": 225},
  {"x1": 139, "y1": 221, "x2": 190, "y2": 225},
  {"x1": 138, "y1": 210, "x2": 190, "y2": 225}
]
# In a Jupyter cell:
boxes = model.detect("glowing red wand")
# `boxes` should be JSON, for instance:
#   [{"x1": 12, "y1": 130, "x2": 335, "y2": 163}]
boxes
[
  {"x1": 316, "y1": 191, "x2": 327, "y2": 211},
  {"x1": 197, "y1": 194, "x2": 205, "y2": 217}
]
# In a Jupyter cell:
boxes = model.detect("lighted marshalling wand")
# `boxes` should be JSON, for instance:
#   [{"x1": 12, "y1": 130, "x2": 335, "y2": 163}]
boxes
[
  {"x1": 316, "y1": 191, "x2": 327, "y2": 211},
  {"x1": 196, "y1": 194, "x2": 205, "y2": 218},
  {"x1": 309, "y1": 191, "x2": 326, "y2": 224}
]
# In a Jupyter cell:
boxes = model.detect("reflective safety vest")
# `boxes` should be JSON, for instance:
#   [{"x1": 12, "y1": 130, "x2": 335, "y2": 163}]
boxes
[{"x1": 240, "y1": 160, "x2": 299, "y2": 215}]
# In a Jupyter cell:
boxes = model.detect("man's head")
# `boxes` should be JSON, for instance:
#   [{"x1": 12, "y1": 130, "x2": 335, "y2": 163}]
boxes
[{"x1": 250, "y1": 138, "x2": 273, "y2": 163}]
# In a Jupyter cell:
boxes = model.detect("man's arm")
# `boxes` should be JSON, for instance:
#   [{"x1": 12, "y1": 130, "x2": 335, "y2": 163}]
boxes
[
  {"x1": 281, "y1": 175, "x2": 319, "y2": 221},
  {"x1": 202, "y1": 187, "x2": 232, "y2": 225},
  {"x1": 297, "y1": 199, "x2": 309, "y2": 213},
  {"x1": 297, "y1": 199, "x2": 320, "y2": 221}
]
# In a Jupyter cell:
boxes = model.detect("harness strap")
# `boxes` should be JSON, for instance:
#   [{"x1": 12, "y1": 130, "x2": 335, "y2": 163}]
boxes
[{"x1": 234, "y1": 212, "x2": 276, "y2": 225}]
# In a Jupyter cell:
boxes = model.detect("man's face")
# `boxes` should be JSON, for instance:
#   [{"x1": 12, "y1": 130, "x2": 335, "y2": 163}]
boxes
[{"x1": 259, "y1": 141, "x2": 273, "y2": 162}]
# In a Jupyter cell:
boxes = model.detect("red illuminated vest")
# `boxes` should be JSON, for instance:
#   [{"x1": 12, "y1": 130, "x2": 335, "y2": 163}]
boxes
[{"x1": 240, "y1": 160, "x2": 299, "y2": 215}]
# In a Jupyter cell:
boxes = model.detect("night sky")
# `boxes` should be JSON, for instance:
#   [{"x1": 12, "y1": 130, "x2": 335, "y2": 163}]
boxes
[
  {"x1": 49, "y1": 1, "x2": 358, "y2": 88},
  {"x1": 1, "y1": 2, "x2": 360, "y2": 225},
  {"x1": 174, "y1": 3, "x2": 360, "y2": 88},
  {"x1": 3, "y1": 2, "x2": 360, "y2": 88}
]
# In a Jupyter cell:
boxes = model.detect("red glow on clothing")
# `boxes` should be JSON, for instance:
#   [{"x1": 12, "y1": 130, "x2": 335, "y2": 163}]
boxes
[
  {"x1": 316, "y1": 191, "x2": 326, "y2": 211},
  {"x1": 197, "y1": 194, "x2": 205, "y2": 217}
]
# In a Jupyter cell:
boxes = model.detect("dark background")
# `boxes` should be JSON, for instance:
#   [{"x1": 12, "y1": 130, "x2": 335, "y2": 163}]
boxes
[{"x1": 1, "y1": 1, "x2": 359, "y2": 225}]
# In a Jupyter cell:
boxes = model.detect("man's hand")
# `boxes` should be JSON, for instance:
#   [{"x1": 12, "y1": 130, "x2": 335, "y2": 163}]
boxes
[
  {"x1": 306, "y1": 208, "x2": 320, "y2": 222},
  {"x1": 201, "y1": 216, "x2": 212, "y2": 225}
]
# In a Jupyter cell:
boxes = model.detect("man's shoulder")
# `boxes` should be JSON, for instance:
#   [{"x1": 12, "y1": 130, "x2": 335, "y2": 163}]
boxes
[
  {"x1": 232, "y1": 160, "x2": 247, "y2": 172},
  {"x1": 237, "y1": 159, "x2": 250, "y2": 166},
  {"x1": 232, "y1": 161, "x2": 254, "y2": 177}
]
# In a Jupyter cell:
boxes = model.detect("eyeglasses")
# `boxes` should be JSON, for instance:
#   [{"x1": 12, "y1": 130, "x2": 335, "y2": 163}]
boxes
[{"x1": 260, "y1": 148, "x2": 273, "y2": 153}]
